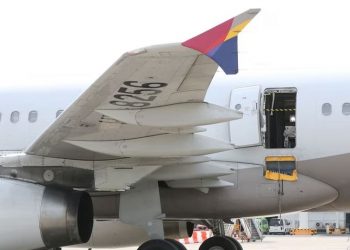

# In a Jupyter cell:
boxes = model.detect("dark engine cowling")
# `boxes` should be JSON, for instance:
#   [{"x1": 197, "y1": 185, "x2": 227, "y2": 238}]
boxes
[{"x1": 0, "y1": 178, "x2": 93, "y2": 250}]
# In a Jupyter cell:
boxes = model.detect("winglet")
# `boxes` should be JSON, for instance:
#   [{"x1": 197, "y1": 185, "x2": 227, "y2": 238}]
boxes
[{"x1": 182, "y1": 9, "x2": 260, "y2": 74}]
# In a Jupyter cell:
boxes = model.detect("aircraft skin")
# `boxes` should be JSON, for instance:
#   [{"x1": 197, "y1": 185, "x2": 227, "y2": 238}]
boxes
[{"x1": 0, "y1": 8, "x2": 347, "y2": 250}]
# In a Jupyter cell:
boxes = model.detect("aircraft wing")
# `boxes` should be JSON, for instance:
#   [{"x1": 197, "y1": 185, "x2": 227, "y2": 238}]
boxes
[{"x1": 25, "y1": 9, "x2": 260, "y2": 165}]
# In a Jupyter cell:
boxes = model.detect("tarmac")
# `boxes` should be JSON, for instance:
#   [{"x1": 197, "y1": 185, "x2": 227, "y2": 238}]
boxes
[{"x1": 65, "y1": 235, "x2": 350, "y2": 250}]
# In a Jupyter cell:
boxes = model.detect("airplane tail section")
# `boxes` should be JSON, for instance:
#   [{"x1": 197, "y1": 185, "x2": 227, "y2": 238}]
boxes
[{"x1": 182, "y1": 9, "x2": 260, "y2": 74}]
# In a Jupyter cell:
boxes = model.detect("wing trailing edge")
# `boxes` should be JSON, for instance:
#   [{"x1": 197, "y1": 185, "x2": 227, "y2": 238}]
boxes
[{"x1": 182, "y1": 8, "x2": 260, "y2": 74}]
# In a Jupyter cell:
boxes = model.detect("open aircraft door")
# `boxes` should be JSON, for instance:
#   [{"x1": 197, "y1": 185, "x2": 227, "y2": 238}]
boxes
[{"x1": 229, "y1": 85, "x2": 261, "y2": 147}]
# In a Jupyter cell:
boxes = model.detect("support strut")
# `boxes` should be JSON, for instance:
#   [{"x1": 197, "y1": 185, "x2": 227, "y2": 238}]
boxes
[{"x1": 119, "y1": 181, "x2": 165, "y2": 239}]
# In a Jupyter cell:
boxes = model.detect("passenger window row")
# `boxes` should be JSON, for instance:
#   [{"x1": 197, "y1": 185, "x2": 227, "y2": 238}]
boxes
[
  {"x1": 2, "y1": 103, "x2": 350, "y2": 123},
  {"x1": 322, "y1": 103, "x2": 350, "y2": 116},
  {"x1": 0, "y1": 110, "x2": 64, "y2": 123}
]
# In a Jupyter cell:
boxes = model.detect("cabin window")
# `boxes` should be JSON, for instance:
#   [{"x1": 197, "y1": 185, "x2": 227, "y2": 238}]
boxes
[
  {"x1": 263, "y1": 88, "x2": 297, "y2": 148},
  {"x1": 342, "y1": 103, "x2": 350, "y2": 115},
  {"x1": 28, "y1": 111, "x2": 38, "y2": 123},
  {"x1": 234, "y1": 104, "x2": 242, "y2": 110},
  {"x1": 322, "y1": 103, "x2": 332, "y2": 116},
  {"x1": 56, "y1": 110, "x2": 63, "y2": 118},
  {"x1": 10, "y1": 111, "x2": 20, "y2": 123}
]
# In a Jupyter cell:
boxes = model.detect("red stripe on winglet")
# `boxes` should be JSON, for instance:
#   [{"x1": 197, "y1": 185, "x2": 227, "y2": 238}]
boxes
[{"x1": 182, "y1": 18, "x2": 233, "y2": 54}]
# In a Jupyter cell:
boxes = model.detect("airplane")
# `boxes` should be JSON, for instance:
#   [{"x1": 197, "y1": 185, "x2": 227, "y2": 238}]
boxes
[{"x1": 0, "y1": 8, "x2": 347, "y2": 250}]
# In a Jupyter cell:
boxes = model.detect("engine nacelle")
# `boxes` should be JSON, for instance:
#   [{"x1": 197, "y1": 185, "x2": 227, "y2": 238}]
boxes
[
  {"x1": 164, "y1": 221, "x2": 194, "y2": 239},
  {"x1": 0, "y1": 178, "x2": 93, "y2": 250}
]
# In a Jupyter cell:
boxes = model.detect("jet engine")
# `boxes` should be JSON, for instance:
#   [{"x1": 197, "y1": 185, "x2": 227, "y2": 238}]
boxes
[{"x1": 0, "y1": 178, "x2": 93, "y2": 250}]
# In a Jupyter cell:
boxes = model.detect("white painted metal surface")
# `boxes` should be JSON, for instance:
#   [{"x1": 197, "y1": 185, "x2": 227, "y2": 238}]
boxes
[
  {"x1": 119, "y1": 181, "x2": 164, "y2": 239},
  {"x1": 94, "y1": 165, "x2": 161, "y2": 191},
  {"x1": 148, "y1": 162, "x2": 234, "y2": 181},
  {"x1": 0, "y1": 179, "x2": 45, "y2": 250},
  {"x1": 97, "y1": 102, "x2": 242, "y2": 128},
  {"x1": 65, "y1": 134, "x2": 233, "y2": 158},
  {"x1": 229, "y1": 85, "x2": 261, "y2": 147}
]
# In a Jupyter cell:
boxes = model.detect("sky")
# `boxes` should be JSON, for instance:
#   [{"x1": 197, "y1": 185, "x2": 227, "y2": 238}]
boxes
[{"x1": 1, "y1": 0, "x2": 350, "y2": 89}]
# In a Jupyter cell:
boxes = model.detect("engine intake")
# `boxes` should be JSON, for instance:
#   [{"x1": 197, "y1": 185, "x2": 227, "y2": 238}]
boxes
[
  {"x1": 0, "y1": 178, "x2": 93, "y2": 250},
  {"x1": 40, "y1": 187, "x2": 93, "y2": 247}
]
